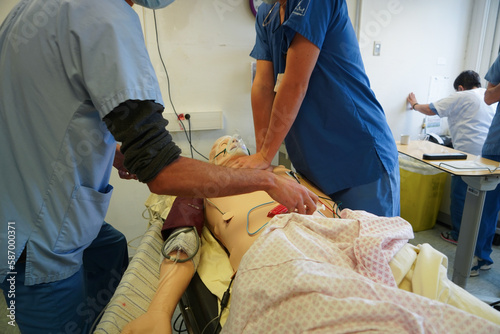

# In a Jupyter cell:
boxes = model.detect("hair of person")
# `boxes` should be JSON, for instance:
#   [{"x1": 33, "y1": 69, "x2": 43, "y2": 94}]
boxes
[{"x1": 453, "y1": 70, "x2": 481, "y2": 90}]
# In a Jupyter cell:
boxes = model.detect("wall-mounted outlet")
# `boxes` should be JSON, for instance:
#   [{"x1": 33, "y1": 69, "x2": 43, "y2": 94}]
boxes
[
  {"x1": 163, "y1": 111, "x2": 223, "y2": 132},
  {"x1": 373, "y1": 41, "x2": 381, "y2": 56}
]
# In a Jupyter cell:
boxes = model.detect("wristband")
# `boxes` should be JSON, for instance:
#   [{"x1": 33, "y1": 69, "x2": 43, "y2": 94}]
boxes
[{"x1": 412, "y1": 103, "x2": 418, "y2": 110}]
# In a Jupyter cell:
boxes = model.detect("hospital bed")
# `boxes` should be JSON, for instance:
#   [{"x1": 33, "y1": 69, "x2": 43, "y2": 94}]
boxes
[
  {"x1": 94, "y1": 194, "x2": 500, "y2": 334},
  {"x1": 94, "y1": 194, "x2": 224, "y2": 334}
]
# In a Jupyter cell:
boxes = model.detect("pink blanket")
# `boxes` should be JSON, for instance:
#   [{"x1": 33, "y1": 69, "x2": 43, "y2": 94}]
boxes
[{"x1": 222, "y1": 210, "x2": 500, "y2": 333}]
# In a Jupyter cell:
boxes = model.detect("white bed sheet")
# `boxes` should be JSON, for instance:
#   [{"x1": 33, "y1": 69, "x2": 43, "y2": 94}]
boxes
[{"x1": 222, "y1": 210, "x2": 500, "y2": 333}]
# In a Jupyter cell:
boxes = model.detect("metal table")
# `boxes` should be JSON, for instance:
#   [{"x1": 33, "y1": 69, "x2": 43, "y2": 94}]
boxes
[{"x1": 397, "y1": 140, "x2": 500, "y2": 288}]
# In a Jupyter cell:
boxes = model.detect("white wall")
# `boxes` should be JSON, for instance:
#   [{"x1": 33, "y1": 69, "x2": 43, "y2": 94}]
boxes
[
  {"x1": 106, "y1": 1, "x2": 260, "y2": 247},
  {"x1": 142, "y1": 0, "x2": 258, "y2": 156},
  {"x1": 0, "y1": 0, "x2": 485, "y2": 246},
  {"x1": 358, "y1": 0, "x2": 473, "y2": 140}
]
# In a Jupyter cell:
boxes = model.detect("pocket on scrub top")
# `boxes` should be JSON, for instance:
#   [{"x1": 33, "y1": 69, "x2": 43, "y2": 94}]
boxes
[{"x1": 53, "y1": 185, "x2": 113, "y2": 253}]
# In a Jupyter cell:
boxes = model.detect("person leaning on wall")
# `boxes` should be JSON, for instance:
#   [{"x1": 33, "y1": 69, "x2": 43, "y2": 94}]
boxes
[
  {"x1": 0, "y1": 0, "x2": 318, "y2": 333},
  {"x1": 407, "y1": 71, "x2": 496, "y2": 275},
  {"x1": 227, "y1": 0, "x2": 400, "y2": 218}
]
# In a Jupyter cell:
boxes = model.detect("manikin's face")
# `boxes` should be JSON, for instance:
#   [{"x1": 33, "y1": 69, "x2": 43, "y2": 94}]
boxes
[{"x1": 209, "y1": 136, "x2": 249, "y2": 166}]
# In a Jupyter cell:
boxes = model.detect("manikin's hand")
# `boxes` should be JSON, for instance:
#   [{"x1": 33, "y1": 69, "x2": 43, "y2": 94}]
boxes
[
  {"x1": 121, "y1": 311, "x2": 172, "y2": 334},
  {"x1": 113, "y1": 144, "x2": 138, "y2": 180},
  {"x1": 270, "y1": 174, "x2": 319, "y2": 215},
  {"x1": 227, "y1": 152, "x2": 272, "y2": 171}
]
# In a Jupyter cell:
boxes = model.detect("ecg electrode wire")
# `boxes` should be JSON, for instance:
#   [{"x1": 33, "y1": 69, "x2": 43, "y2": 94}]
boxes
[
  {"x1": 205, "y1": 198, "x2": 226, "y2": 216},
  {"x1": 201, "y1": 314, "x2": 221, "y2": 334},
  {"x1": 246, "y1": 201, "x2": 275, "y2": 235},
  {"x1": 318, "y1": 195, "x2": 342, "y2": 218},
  {"x1": 286, "y1": 171, "x2": 341, "y2": 217},
  {"x1": 152, "y1": 10, "x2": 208, "y2": 160}
]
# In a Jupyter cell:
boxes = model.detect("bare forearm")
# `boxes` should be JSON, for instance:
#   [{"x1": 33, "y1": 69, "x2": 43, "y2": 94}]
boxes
[
  {"x1": 408, "y1": 93, "x2": 435, "y2": 116},
  {"x1": 413, "y1": 103, "x2": 435, "y2": 116},
  {"x1": 148, "y1": 157, "x2": 277, "y2": 198},
  {"x1": 251, "y1": 83, "x2": 274, "y2": 151},
  {"x1": 485, "y1": 83, "x2": 500, "y2": 105},
  {"x1": 251, "y1": 60, "x2": 276, "y2": 151},
  {"x1": 259, "y1": 33, "x2": 318, "y2": 163},
  {"x1": 149, "y1": 156, "x2": 319, "y2": 215},
  {"x1": 260, "y1": 80, "x2": 306, "y2": 162}
]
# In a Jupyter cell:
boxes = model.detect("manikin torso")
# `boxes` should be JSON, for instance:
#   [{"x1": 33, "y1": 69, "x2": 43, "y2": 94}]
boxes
[{"x1": 204, "y1": 166, "x2": 335, "y2": 272}]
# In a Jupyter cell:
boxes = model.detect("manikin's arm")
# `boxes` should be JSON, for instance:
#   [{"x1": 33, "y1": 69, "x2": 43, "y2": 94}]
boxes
[
  {"x1": 407, "y1": 93, "x2": 436, "y2": 116},
  {"x1": 229, "y1": 33, "x2": 320, "y2": 170},
  {"x1": 121, "y1": 252, "x2": 194, "y2": 334},
  {"x1": 484, "y1": 82, "x2": 500, "y2": 105}
]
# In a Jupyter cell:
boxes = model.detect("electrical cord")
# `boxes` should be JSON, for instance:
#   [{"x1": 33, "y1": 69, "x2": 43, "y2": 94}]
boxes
[
  {"x1": 287, "y1": 170, "x2": 342, "y2": 218},
  {"x1": 173, "y1": 312, "x2": 187, "y2": 333},
  {"x1": 201, "y1": 315, "x2": 221, "y2": 334},
  {"x1": 199, "y1": 275, "x2": 235, "y2": 334},
  {"x1": 186, "y1": 114, "x2": 194, "y2": 159},
  {"x1": 152, "y1": 10, "x2": 208, "y2": 160},
  {"x1": 212, "y1": 276, "x2": 235, "y2": 334}
]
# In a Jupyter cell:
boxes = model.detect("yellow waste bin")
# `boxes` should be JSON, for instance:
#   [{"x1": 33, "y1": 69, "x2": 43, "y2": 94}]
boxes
[{"x1": 399, "y1": 155, "x2": 447, "y2": 232}]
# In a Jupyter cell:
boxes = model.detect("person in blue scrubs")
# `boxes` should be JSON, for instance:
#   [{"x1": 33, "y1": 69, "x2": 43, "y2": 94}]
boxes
[
  {"x1": 470, "y1": 53, "x2": 500, "y2": 276},
  {"x1": 229, "y1": 0, "x2": 400, "y2": 217},
  {"x1": 0, "y1": 0, "x2": 318, "y2": 333}
]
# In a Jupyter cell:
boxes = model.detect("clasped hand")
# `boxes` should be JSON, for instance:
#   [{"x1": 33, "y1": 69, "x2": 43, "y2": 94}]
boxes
[
  {"x1": 228, "y1": 153, "x2": 318, "y2": 215},
  {"x1": 226, "y1": 152, "x2": 272, "y2": 171}
]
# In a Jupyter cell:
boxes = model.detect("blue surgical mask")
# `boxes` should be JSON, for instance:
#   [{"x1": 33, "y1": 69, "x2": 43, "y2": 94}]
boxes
[{"x1": 132, "y1": 0, "x2": 175, "y2": 9}]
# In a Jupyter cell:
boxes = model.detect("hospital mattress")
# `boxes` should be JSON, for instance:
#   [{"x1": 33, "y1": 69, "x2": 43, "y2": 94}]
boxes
[{"x1": 93, "y1": 217, "x2": 164, "y2": 334}]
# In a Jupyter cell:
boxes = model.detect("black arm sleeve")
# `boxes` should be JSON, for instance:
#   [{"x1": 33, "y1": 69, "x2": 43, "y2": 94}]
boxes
[{"x1": 103, "y1": 100, "x2": 182, "y2": 183}]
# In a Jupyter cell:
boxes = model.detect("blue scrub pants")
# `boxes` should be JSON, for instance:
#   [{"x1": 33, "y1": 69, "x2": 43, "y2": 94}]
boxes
[
  {"x1": 1, "y1": 222, "x2": 128, "y2": 334},
  {"x1": 329, "y1": 164, "x2": 400, "y2": 217},
  {"x1": 472, "y1": 154, "x2": 500, "y2": 265}
]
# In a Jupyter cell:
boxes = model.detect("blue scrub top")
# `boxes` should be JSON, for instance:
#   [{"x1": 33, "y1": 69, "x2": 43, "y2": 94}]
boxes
[
  {"x1": 251, "y1": 0, "x2": 398, "y2": 195},
  {"x1": 483, "y1": 55, "x2": 500, "y2": 157},
  {"x1": 0, "y1": 0, "x2": 163, "y2": 285}
]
